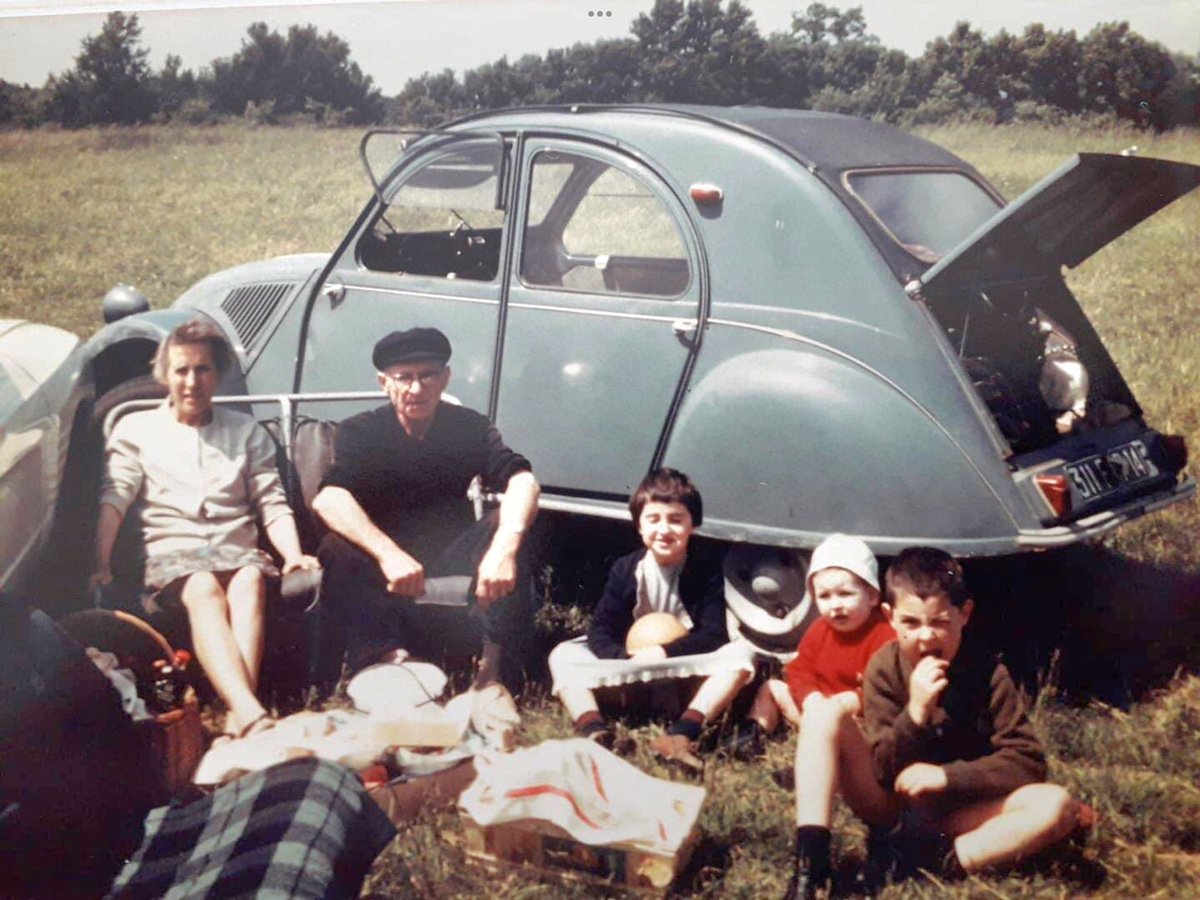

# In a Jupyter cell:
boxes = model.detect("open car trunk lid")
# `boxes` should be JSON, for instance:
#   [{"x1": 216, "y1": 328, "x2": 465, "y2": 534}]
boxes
[
  {"x1": 916, "y1": 153, "x2": 1199, "y2": 527},
  {"x1": 920, "y1": 152, "x2": 1200, "y2": 289}
]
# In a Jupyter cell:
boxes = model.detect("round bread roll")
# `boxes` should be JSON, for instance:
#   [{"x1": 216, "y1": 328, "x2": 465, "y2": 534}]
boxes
[{"x1": 625, "y1": 612, "x2": 689, "y2": 653}]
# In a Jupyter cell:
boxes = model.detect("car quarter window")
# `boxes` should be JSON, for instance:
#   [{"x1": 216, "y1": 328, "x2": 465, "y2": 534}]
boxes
[
  {"x1": 844, "y1": 169, "x2": 1001, "y2": 264},
  {"x1": 357, "y1": 141, "x2": 505, "y2": 281},
  {"x1": 520, "y1": 149, "x2": 690, "y2": 298}
]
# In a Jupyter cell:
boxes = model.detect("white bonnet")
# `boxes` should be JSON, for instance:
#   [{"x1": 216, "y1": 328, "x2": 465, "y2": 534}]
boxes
[{"x1": 806, "y1": 533, "x2": 880, "y2": 594}]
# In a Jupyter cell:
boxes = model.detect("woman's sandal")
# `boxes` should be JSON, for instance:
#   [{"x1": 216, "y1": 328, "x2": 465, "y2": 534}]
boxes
[
  {"x1": 211, "y1": 712, "x2": 277, "y2": 746},
  {"x1": 238, "y1": 712, "x2": 278, "y2": 738}
]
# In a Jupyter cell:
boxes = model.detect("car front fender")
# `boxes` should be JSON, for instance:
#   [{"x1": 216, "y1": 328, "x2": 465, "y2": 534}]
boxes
[{"x1": 82, "y1": 308, "x2": 233, "y2": 396}]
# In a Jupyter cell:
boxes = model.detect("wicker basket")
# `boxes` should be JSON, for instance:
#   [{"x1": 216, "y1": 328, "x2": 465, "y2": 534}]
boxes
[
  {"x1": 59, "y1": 608, "x2": 206, "y2": 799},
  {"x1": 137, "y1": 687, "x2": 205, "y2": 799}
]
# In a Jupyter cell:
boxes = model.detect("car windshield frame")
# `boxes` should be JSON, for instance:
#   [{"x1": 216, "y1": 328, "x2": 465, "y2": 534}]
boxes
[{"x1": 842, "y1": 166, "x2": 1003, "y2": 265}]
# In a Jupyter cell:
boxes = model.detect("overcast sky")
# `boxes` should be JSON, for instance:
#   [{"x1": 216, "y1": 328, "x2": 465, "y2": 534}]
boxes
[{"x1": 0, "y1": 0, "x2": 1196, "y2": 95}]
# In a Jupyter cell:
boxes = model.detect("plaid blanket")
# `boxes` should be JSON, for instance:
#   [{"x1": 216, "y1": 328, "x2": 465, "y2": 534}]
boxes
[{"x1": 107, "y1": 757, "x2": 395, "y2": 899}]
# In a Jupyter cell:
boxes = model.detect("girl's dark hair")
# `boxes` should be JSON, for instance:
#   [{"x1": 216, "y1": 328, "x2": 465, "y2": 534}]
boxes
[
  {"x1": 884, "y1": 546, "x2": 969, "y2": 607},
  {"x1": 152, "y1": 319, "x2": 233, "y2": 384},
  {"x1": 629, "y1": 467, "x2": 703, "y2": 526}
]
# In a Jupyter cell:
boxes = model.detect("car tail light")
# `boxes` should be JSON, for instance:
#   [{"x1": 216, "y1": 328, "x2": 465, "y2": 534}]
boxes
[
  {"x1": 690, "y1": 183, "x2": 723, "y2": 205},
  {"x1": 1162, "y1": 434, "x2": 1189, "y2": 471},
  {"x1": 1035, "y1": 474, "x2": 1072, "y2": 519}
]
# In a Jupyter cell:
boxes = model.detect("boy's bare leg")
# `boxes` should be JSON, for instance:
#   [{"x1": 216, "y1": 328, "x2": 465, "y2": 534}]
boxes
[
  {"x1": 793, "y1": 696, "x2": 840, "y2": 825},
  {"x1": 834, "y1": 717, "x2": 900, "y2": 829},
  {"x1": 556, "y1": 684, "x2": 600, "y2": 720},
  {"x1": 932, "y1": 783, "x2": 1079, "y2": 872},
  {"x1": 746, "y1": 681, "x2": 780, "y2": 732},
  {"x1": 794, "y1": 697, "x2": 897, "y2": 827},
  {"x1": 767, "y1": 677, "x2": 803, "y2": 728},
  {"x1": 687, "y1": 668, "x2": 753, "y2": 722}
]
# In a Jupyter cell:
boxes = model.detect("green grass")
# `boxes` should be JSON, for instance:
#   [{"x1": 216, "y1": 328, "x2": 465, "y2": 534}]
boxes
[{"x1": 4, "y1": 121, "x2": 1199, "y2": 897}]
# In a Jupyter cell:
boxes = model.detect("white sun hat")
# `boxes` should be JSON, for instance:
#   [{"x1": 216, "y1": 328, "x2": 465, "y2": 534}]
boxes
[{"x1": 806, "y1": 533, "x2": 880, "y2": 594}]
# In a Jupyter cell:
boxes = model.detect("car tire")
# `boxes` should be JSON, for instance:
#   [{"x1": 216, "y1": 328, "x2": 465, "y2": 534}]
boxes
[{"x1": 91, "y1": 374, "x2": 167, "y2": 438}]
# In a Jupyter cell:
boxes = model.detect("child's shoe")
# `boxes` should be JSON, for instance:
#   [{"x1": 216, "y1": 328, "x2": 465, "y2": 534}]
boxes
[
  {"x1": 852, "y1": 827, "x2": 907, "y2": 895},
  {"x1": 648, "y1": 733, "x2": 704, "y2": 772},
  {"x1": 784, "y1": 825, "x2": 831, "y2": 900},
  {"x1": 1070, "y1": 801, "x2": 1098, "y2": 844}
]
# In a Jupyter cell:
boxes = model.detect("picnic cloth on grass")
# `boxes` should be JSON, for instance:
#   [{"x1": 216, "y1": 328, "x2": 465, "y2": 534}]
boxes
[
  {"x1": 460, "y1": 738, "x2": 705, "y2": 853},
  {"x1": 107, "y1": 757, "x2": 395, "y2": 899}
]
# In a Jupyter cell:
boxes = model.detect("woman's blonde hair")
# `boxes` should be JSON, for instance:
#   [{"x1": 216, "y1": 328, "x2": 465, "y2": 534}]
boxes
[{"x1": 152, "y1": 319, "x2": 234, "y2": 384}]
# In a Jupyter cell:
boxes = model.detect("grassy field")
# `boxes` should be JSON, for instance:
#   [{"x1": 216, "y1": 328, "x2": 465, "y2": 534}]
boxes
[{"x1": 2, "y1": 121, "x2": 1199, "y2": 897}]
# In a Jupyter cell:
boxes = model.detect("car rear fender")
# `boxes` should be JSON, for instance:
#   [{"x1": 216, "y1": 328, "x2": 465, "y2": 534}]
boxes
[{"x1": 661, "y1": 344, "x2": 1022, "y2": 557}]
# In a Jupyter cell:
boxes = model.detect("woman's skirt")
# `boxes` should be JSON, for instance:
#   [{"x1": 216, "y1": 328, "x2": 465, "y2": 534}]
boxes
[{"x1": 143, "y1": 545, "x2": 279, "y2": 614}]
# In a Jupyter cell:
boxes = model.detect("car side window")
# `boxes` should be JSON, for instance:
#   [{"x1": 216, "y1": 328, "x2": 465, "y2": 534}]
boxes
[
  {"x1": 357, "y1": 141, "x2": 505, "y2": 281},
  {"x1": 521, "y1": 150, "x2": 690, "y2": 297}
]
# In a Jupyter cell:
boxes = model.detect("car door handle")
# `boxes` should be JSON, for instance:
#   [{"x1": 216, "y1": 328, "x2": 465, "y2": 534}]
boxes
[
  {"x1": 322, "y1": 283, "x2": 346, "y2": 305},
  {"x1": 672, "y1": 318, "x2": 699, "y2": 344}
]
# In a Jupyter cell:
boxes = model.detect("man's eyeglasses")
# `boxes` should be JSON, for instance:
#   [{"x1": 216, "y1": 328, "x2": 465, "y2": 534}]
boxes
[{"x1": 379, "y1": 368, "x2": 445, "y2": 390}]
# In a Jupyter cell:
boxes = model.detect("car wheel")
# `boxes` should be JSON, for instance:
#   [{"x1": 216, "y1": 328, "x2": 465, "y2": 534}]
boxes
[{"x1": 91, "y1": 374, "x2": 167, "y2": 438}]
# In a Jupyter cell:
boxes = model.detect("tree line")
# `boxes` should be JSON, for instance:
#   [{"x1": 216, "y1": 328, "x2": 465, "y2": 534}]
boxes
[{"x1": 1, "y1": 2, "x2": 1196, "y2": 131}]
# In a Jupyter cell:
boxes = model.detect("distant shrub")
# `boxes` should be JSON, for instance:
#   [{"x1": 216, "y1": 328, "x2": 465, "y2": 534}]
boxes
[
  {"x1": 173, "y1": 97, "x2": 219, "y2": 125},
  {"x1": 242, "y1": 99, "x2": 276, "y2": 126}
]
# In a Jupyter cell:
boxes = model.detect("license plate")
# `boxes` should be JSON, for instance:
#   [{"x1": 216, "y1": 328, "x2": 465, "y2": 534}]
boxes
[{"x1": 1065, "y1": 439, "x2": 1159, "y2": 502}]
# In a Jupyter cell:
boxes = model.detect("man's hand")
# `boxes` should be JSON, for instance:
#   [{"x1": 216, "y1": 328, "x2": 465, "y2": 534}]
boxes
[
  {"x1": 476, "y1": 532, "x2": 520, "y2": 608},
  {"x1": 907, "y1": 656, "x2": 949, "y2": 726},
  {"x1": 378, "y1": 546, "x2": 425, "y2": 596},
  {"x1": 894, "y1": 762, "x2": 948, "y2": 798},
  {"x1": 88, "y1": 568, "x2": 114, "y2": 594}
]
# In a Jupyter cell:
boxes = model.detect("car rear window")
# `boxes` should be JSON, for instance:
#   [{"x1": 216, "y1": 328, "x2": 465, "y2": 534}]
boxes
[{"x1": 844, "y1": 170, "x2": 1001, "y2": 264}]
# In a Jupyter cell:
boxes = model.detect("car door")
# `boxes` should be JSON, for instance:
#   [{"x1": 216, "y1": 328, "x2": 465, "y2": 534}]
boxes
[
  {"x1": 495, "y1": 140, "x2": 703, "y2": 501},
  {"x1": 299, "y1": 135, "x2": 509, "y2": 418}
]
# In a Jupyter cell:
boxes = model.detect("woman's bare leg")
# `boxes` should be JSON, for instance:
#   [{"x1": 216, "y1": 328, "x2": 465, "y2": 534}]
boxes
[
  {"x1": 225, "y1": 566, "x2": 266, "y2": 693},
  {"x1": 179, "y1": 571, "x2": 265, "y2": 734}
]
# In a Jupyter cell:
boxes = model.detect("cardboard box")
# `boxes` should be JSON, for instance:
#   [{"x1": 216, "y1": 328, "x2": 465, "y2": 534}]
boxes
[{"x1": 461, "y1": 813, "x2": 700, "y2": 894}]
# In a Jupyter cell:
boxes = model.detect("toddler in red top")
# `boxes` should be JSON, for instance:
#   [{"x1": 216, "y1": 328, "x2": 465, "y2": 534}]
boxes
[{"x1": 782, "y1": 534, "x2": 899, "y2": 900}]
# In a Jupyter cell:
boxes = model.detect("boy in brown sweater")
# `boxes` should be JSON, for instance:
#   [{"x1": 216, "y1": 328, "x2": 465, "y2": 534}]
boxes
[{"x1": 862, "y1": 546, "x2": 1093, "y2": 882}]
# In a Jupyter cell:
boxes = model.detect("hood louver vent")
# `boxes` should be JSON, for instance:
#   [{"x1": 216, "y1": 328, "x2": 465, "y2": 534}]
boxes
[{"x1": 220, "y1": 282, "x2": 293, "y2": 352}]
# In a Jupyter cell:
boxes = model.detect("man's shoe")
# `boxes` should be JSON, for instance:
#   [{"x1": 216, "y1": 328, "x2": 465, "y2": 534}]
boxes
[{"x1": 649, "y1": 732, "x2": 704, "y2": 772}]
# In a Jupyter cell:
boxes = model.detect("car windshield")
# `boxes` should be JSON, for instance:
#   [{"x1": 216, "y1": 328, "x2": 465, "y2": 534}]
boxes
[{"x1": 845, "y1": 170, "x2": 1001, "y2": 264}]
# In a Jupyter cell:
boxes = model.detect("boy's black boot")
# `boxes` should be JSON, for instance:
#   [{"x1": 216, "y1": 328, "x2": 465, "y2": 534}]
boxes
[
  {"x1": 853, "y1": 827, "x2": 905, "y2": 896},
  {"x1": 783, "y1": 825, "x2": 831, "y2": 900}
]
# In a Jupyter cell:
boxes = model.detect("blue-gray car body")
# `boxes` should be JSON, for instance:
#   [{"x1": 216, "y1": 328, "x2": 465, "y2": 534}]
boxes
[{"x1": 86, "y1": 105, "x2": 1199, "y2": 558}]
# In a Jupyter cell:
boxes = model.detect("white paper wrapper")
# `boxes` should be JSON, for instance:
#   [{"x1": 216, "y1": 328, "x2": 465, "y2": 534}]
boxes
[{"x1": 460, "y1": 738, "x2": 705, "y2": 853}]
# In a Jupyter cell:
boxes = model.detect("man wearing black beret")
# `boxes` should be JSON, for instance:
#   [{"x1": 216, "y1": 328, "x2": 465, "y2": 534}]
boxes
[{"x1": 312, "y1": 327, "x2": 540, "y2": 687}]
